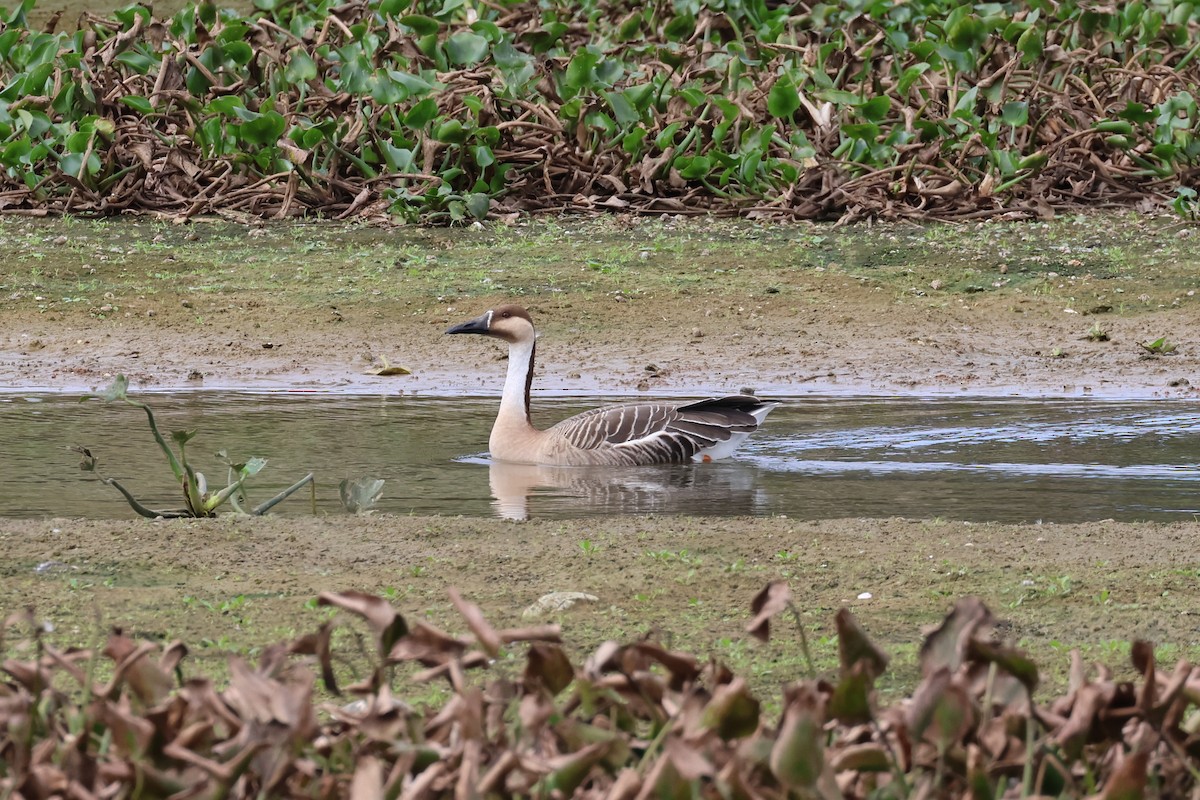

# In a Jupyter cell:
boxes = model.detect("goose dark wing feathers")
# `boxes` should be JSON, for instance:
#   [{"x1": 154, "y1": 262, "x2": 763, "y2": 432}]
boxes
[{"x1": 547, "y1": 395, "x2": 772, "y2": 464}]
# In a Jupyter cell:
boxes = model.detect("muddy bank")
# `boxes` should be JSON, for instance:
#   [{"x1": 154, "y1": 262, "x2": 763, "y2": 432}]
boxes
[
  {"x1": 5, "y1": 287, "x2": 1200, "y2": 399},
  {"x1": 1, "y1": 215, "x2": 1198, "y2": 399}
]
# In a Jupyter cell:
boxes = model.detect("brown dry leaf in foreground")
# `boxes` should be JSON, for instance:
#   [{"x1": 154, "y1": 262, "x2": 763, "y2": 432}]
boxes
[{"x1": 0, "y1": 590, "x2": 1196, "y2": 798}]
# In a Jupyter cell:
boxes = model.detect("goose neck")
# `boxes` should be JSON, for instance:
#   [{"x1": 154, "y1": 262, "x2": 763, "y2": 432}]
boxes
[{"x1": 499, "y1": 337, "x2": 536, "y2": 425}]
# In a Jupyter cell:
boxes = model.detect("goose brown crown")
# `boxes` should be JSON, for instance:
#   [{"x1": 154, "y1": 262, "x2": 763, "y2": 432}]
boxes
[{"x1": 446, "y1": 304, "x2": 778, "y2": 466}]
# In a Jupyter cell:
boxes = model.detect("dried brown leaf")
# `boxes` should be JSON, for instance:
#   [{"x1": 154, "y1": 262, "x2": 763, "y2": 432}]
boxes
[
  {"x1": 664, "y1": 737, "x2": 713, "y2": 781},
  {"x1": 1092, "y1": 750, "x2": 1149, "y2": 800},
  {"x1": 770, "y1": 685, "x2": 827, "y2": 789},
  {"x1": 544, "y1": 741, "x2": 610, "y2": 796},
  {"x1": 830, "y1": 742, "x2": 891, "y2": 773},
  {"x1": 290, "y1": 621, "x2": 338, "y2": 695},
  {"x1": 317, "y1": 590, "x2": 408, "y2": 657},
  {"x1": 448, "y1": 586, "x2": 502, "y2": 657},
  {"x1": 388, "y1": 620, "x2": 467, "y2": 666},
  {"x1": 630, "y1": 641, "x2": 700, "y2": 690},
  {"x1": 835, "y1": 607, "x2": 889, "y2": 678},
  {"x1": 699, "y1": 676, "x2": 760, "y2": 741},
  {"x1": 746, "y1": 581, "x2": 792, "y2": 643},
  {"x1": 968, "y1": 638, "x2": 1039, "y2": 693},
  {"x1": 102, "y1": 630, "x2": 172, "y2": 707},
  {"x1": 350, "y1": 755, "x2": 384, "y2": 800},
  {"x1": 918, "y1": 596, "x2": 993, "y2": 677},
  {"x1": 524, "y1": 642, "x2": 574, "y2": 696},
  {"x1": 1055, "y1": 681, "x2": 1112, "y2": 758},
  {"x1": 828, "y1": 660, "x2": 875, "y2": 726},
  {"x1": 906, "y1": 668, "x2": 975, "y2": 749}
]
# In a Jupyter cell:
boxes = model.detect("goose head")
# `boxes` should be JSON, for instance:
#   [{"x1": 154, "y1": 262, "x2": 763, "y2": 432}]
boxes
[{"x1": 446, "y1": 304, "x2": 536, "y2": 344}]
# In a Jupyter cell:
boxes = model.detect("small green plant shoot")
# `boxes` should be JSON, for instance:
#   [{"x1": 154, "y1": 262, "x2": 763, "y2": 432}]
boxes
[{"x1": 1139, "y1": 337, "x2": 1178, "y2": 355}]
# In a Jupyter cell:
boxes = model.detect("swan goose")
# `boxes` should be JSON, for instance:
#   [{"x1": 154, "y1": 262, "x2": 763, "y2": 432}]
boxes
[{"x1": 446, "y1": 304, "x2": 777, "y2": 466}]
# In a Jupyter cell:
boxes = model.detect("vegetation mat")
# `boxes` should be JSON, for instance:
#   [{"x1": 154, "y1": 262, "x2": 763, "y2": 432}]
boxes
[
  {"x1": 1, "y1": 0, "x2": 1199, "y2": 222},
  {"x1": 2, "y1": 586, "x2": 1197, "y2": 799}
]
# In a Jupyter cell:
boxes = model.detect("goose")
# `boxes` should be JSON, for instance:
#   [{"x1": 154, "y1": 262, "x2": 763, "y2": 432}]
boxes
[{"x1": 446, "y1": 304, "x2": 778, "y2": 466}]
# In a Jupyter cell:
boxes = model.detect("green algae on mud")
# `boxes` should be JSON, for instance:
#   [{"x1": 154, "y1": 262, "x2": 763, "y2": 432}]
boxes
[
  {"x1": 3, "y1": 211, "x2": 1198, "y2": 398},
  {"x1": 2, "y1": 514, "x2": 1198, "y2": 704},
  {"x1": 2, "y1": 212, "x2": 1198, "y2": 313}
]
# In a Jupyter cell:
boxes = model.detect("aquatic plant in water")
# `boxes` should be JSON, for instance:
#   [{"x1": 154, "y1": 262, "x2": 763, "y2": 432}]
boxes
[{"x1": 81, "y1": 374, "x2": 314, "y2": 517}]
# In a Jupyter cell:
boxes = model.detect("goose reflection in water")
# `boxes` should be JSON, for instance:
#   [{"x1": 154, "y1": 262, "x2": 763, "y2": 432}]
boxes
[{"x1": 486, "y1": 458, "x2": 770, "y2": 521}]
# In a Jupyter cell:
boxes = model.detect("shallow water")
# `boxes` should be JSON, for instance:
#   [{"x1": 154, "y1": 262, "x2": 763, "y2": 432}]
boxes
[{"x1": 0, "y1": 393, "x2": 1197, "y2": 522}]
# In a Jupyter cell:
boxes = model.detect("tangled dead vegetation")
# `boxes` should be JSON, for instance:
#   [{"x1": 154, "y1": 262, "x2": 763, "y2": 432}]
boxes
[
  {"x1": 0, "y1": 0, "x2": 1198, "y2": 223},
  {"x1": 2, "y1": 584, "x2": 1197, "y2": 799}
]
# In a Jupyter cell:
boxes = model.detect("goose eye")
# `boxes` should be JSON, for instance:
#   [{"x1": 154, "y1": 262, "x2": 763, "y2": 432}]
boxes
[{"x1": 501, "y1": 311, "x2": 511, "y2": 318}]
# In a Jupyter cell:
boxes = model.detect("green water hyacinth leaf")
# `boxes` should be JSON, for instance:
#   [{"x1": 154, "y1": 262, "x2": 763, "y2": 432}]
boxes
[
  {"x1": 119, "y1": 95, "x2": 154, "y2": 114},
  {"x1": 618, "y1": 10, "x2": 641, "y2": 40},
  {"x1": 285, "y1": 50, "x2": 317, "y2": 83},
  {"x1": 434, "y1": 119, "x2": 466, "y2": 143},
  {"x1": 604, "y1": 90, "x2": 639, "y2": 126},
  {"x1": 471, "y1": 145, "x2": 494, "y2": 168},
  {"x1": 858, "y1": 96, "x2": 890, "y2": 122},
  {"x1": 842, "y1": 122, "x2": 880, "y2": 141},
  {"x1": 389, "y1": 71, "x2": 433, "y2": 95},
  {"x1": 224, "y1": 41, "x2": 253, "y2": 65},
  {"x1": 623, "y1": 83, "x2": 655, "y2": 111},
  {"x1": 897, "y1": 62, "x2": 930, "y2": 96},
  {"x1": 398, "y1": 14, "x2": 438, "y2": 34},
  {"x1": 622, "y1": 126, "x2": 647, "y2": 154},
  {"x1": 466, "y1": 192, "x2": 490, "y2": 219},
  {"x1": 767, "y1": 75, "x2": 800, "y2": 118},
  {"x1": 61, "y1": 152, "x2": 100, "y2": 178},
  {"x1": 446, "y1": 31, "x2": 488, "y2": 66},
  {"x1": 1017, "y1": 26, "x2": 1043, "y2": 61},
  {"x1": 470, "y1": 19, "x2": 501, "y2": 42},
  {"x1": 663, "y1": 13, "x2": 694, "y2": 41},
  {"x1": 380, "y1": 142, "x2": 414, "y2": 171},
  {"x1": 97, "y1": 374, "x2": 129, "y2": 402},
  {"x1": 238, "y1": 111, "x2": 286, "y2": 145},
  {"x1": 1119, "y1": 102, "x2": 1156, "y2": 123},
  {"x1": 1001, "y1": 101, "x2": 1028, "y2": 126},
  {"x1": 114, "y1": 51, "x2": 156, "y2": 73},
  {"x1": 208, "y1": 96, "x2": 245, "y2": 115},
  {"x1": 674, "y1": 154, "x2": 711, "y2": 179},
  {"x1": 948, "y1": 14, "x2": 987, "y2": 51},
  {"x1": 564, "y1": 49, "x2": 600, "y2": 90},
  {"x1": 405, "y1": 98, "x2": 438, "y2": 129},
  {"x1": 370, "y1": 73, "x2": 405, "y2": 104},
  {"x1": 65, "y1": 130, "x2": 92, "y2": 152}
]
